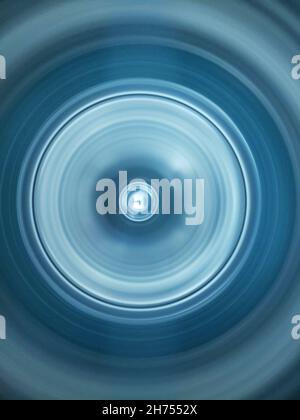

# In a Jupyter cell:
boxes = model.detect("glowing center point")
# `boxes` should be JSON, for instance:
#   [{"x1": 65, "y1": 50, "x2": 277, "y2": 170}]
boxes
[
  {"x1": 120, "y1": 181, "x2": 158, "y2": 223},
  {"x1": 129, "y1": 191, "x2": 148, "y2": 213}
]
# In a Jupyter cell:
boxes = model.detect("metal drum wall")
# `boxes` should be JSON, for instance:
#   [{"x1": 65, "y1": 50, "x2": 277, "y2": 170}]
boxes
[{"x1": 0, "y1": 0, "x2": 300, "y2": 400}]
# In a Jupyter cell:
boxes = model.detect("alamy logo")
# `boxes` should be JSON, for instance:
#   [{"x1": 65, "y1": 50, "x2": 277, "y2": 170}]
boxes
[
  {"x1": 291, "y1": 315, "x2": 300, "y2": 341},
  {"x1": 292, "y1": 55, "x2": 300, "y2": 80},
  {"x1": 0, "y1": 315, "x2": 6, "y2": 340},
  {"x1": 96, "y1": 171, "x2": 205, "y2": 226},
  {"x1": 0, "y1": 55, "x2": 6, "y2": 80}
]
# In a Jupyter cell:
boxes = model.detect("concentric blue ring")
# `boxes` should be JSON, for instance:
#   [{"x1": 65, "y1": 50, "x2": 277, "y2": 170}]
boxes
[{"x1": 28, "y1": 92, "x2": 248, "y2": 309}]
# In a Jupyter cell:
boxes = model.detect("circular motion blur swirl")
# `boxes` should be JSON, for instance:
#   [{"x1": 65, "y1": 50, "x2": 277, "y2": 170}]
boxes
[{"x1": 0, "y1": 0, "x2": 300, "y2": 400}]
